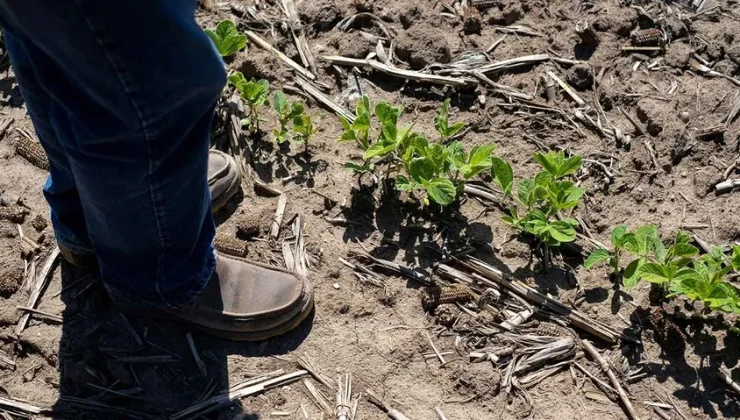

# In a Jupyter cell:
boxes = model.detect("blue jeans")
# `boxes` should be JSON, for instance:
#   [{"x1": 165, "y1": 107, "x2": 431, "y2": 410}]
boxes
[{"x1": 0, "y1": 0, "x2": 226, "y2": 307}]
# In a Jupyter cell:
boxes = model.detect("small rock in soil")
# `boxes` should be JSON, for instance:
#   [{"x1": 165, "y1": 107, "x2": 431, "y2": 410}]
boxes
[
  {"x1": 636, "y1": 98, "x2": 665, "y2": 136},
  {"x1": 299, "y1": 0, "x2": 341, "y2": 32},
  {"x1": 0, "y1": 304, "x2": 18, "y2": 326},
  {"x1": 664, "y1": 16, "x2": 690, "y2": 41},
  {"x1": 31, "y1": 214, "x2": 48, "y2": 232},
  {"x1": 693, "y1": 167, "x2": 721, "y2": 198},
  {"x1": 0, "y1": 266, "x2": 22, "y2": 297},
  {"x1": 566, "y1": 64, "x2": 594, "y2": 91},
  {"x1": 501, "y1": 2, "x2": 524, "y2": 25},
  {"x1": 395, "y1": 23, "x2": 451, "y2": 70},
  {"x1": 705, "y1": 42, "x2": 726, "y2": 61},
  {"x1": 463, "y1": 7, "x2": 482, "y2": 35}
]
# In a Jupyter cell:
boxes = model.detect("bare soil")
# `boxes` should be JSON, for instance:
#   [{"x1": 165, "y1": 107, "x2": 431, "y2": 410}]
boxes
[{"x1": 2, "y1": 0, "x2": 740, "y2": 419}]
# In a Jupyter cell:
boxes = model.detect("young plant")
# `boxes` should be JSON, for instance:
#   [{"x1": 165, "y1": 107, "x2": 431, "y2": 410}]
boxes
[
  {"x1": 292, "y1": 113, "x2": 316, "y2": 152},
  {"x1": 434, "y1": 99, "x2": 466, "y2": 141},
  {"x1": 228, "y1": 72, "x2": 269, "y2": 133},
  {"x1": 272, "y1": 92, "x2": 305, "y2": 144},
  {"x1": 205, "y1": 20, "x2": 247, "y2": 58},
  {"x1": 338, "y1": 95, "x2": 496, "y2": 206},
  {"x1": 339, "y1": 97, "x2": 371, "y2": 152},
  {"x1": 494, "y1": 151, "x2": 584, "y2": 247},
  {"x1": 585, "y1": 225, "x2": 657, "y2": 286},
  {"x1": 669, "y1": 246, "x2": 740, "y2": 313}
]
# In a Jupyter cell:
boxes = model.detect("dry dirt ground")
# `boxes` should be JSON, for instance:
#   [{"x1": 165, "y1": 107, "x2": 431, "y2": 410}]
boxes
[{"x1": 2, "y1": 0, "x2": 740, "y2": 419}]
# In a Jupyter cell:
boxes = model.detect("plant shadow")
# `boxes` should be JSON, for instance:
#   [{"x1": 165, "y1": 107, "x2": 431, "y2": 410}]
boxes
[{"x1": 623, "y1": 306, "x2": 740, "y2": 418}]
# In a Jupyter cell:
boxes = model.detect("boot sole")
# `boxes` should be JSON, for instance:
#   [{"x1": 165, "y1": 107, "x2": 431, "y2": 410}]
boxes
[{"x1": 114, "y1": 292, "x2": 314, "y2": 342}]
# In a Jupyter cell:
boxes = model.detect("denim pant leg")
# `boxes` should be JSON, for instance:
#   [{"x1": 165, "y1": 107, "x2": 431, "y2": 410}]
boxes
[
  {"x1": 4, "y1": 34, "x2": 93, "y2": 255},
  {"x1": 0, "y1": 0, "x2": 226, "y2": 307}
]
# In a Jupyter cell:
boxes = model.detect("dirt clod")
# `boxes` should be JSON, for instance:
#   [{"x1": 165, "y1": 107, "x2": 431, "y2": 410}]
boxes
[
  {"x1": 30, "y1": 214, "x2": 47, "y2": 232},
  {"x1": 567, "y1": 64, "x2": 594, "y2": 91},
  {"x1": 0, "y1": 265, "x2": 22, "y2": 297},
  {"x1": 592, "y1": 8, "x2": 636, "y2": 37},
  {"x1": 452, "y1": 363, "x2": 501, "y2": 398},
  {"x1": 299, "y1": 0, "x2": 341, "y2": 32},
  {"x1": 664, "y1": 42, "x2": 692, "y2": 68},
  {"x1": 328, "y1": 31, "x2": 371, "y2": 59},
  {"x1": 0, "y1": 221, "x2": 17, "y2": 238},
  {"x1": 234, "y1": 207, "x2": 271, "y2": 239},
  {"x1": 636, "y1": 98, "x2": 666, "y2": 136},
  {"x1": 395, "y1": 23, "x2": 451, "y2": 70}
]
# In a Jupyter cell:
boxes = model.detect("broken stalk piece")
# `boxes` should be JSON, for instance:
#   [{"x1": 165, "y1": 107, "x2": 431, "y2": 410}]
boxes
[{"x1": 365, "y1": 389, "x2": 411, "y2": 420}]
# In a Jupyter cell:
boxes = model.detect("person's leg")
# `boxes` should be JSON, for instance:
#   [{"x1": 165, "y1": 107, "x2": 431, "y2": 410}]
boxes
[
  {"x1": 0, "y1": 0, "x2": 224, "y2": 306},
  {"x1": 4, "y1": 32, "x2": 93, "y2": 258}
]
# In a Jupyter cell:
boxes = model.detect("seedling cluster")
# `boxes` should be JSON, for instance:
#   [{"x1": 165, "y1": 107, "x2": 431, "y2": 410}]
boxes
[
  {"x1": 586, "y1": 226, "x2": 740, "y2": 315},
  {"x1": 227, "y1": 71, "x2": 315, "y2": 148},
  {"x1": 340, "y1": 97, "x2": 496, "y2": 206}
]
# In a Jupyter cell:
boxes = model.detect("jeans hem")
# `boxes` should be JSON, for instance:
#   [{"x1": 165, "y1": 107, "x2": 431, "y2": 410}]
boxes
[
  {"x1": 55, "y1": 233, "x2": 93, "y2": 255},
  {"x1": 104, "y1": 246, "x2": 216, "y2": 309}
]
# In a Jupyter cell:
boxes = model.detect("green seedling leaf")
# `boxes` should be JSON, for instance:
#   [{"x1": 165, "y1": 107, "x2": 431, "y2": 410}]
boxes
[
  {"x1": 460, "y1": 145, "x2": 495, "y2": 179},
  {"x1": 533, "y1": 151, "x2": 583, "y2": 179},
  {"x1": 584, "y1": 249, "x2": 611, "y2": 269},
  {"x1": 435, "y1": 99, "x2": 466, "y2": 140},
  {"x1": 363, "y1": 140, "x2": 396, "y2": 160},
  {"x1": 623, "y1": 225, "x2": 657, "y2": 256},
  {"x1": 395, "y1": 174, "x2": 414, "y2": 192},
  {"x1": 622, "y1": 258, "x2": 645, "y2": 289},
  {"x1": 491, "y1": 157, "x2": 514, "y2": 198},
  {"x1": 344, "y1": 161, "x2": 374, "y2": 175},
  {"x1": 273, "y1": 91, "x2": 287, "y2": 114},
  {"x1": 610, "y1": 225, "x2": 628, "y2": 248},
  {"x1": 409, "y1": 157, "x2": 435, "y2": 183},
  {"x1": 732, "y1": 245, "x2": 740, "y2": 271},
  {"x1": 205, "y1": 20, "x2": 247, "y2": 57},
  {"x1": 425, "y1": 178, "x2": 457, "y2": 205}
]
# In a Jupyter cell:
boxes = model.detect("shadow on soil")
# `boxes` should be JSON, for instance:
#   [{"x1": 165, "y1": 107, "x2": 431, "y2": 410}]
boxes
[
  {"x1": 622, "y1": 304, "x2": 740, "y2": 419},
  {"x1": 50, "y1": 262, "x2": 312, "y2": 419},
  {"x1": 341, "y1": 181, "x2": 492, "y2": 273}
]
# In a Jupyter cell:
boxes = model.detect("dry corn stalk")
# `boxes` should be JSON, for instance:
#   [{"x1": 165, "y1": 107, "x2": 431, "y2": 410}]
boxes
[
  {"x1": 335, "y1": 374, "x2": 359, "y2": 420},
  {"x1": 214, "y1": 233, "x2": 247, "y2": 257},
  {"x1": 15, "y1": 136, "x2": 49, "y2": 170}
]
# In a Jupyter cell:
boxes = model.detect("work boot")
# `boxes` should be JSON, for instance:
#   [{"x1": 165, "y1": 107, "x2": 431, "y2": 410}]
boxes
[
  {"x1": 58, "y1": 149, "x2": 241, "y2": 268},
  {"x1": 117, "y1": 253, "x2": 314, "y2": 341}
]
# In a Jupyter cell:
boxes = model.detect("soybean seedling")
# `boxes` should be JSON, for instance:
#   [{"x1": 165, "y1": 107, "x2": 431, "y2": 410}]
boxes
[
  {"x1": 494, "y1": 151, "x2": 584, "y2": 246},
  {"x1": 492, "y1": 151, "x2": 583, "y2": 269},
  {"x1": 205, "y1": 20, "x2": 247, "y2": 58},
  {"x1": 670, "y1": 246, "x2": 740, "y2": 314},
  {"x1": 228, "y1": 71, "x2": 269, "y2": 133},
  {"x1": 292, "y1": 113, "x2": 316, "y2": 152},
  {"x1": 272, "y1": 92, "x2": 305, "y2": 144},
  {"x1": 434, "y1": 99, "x2": 466, "y2": 141}
]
